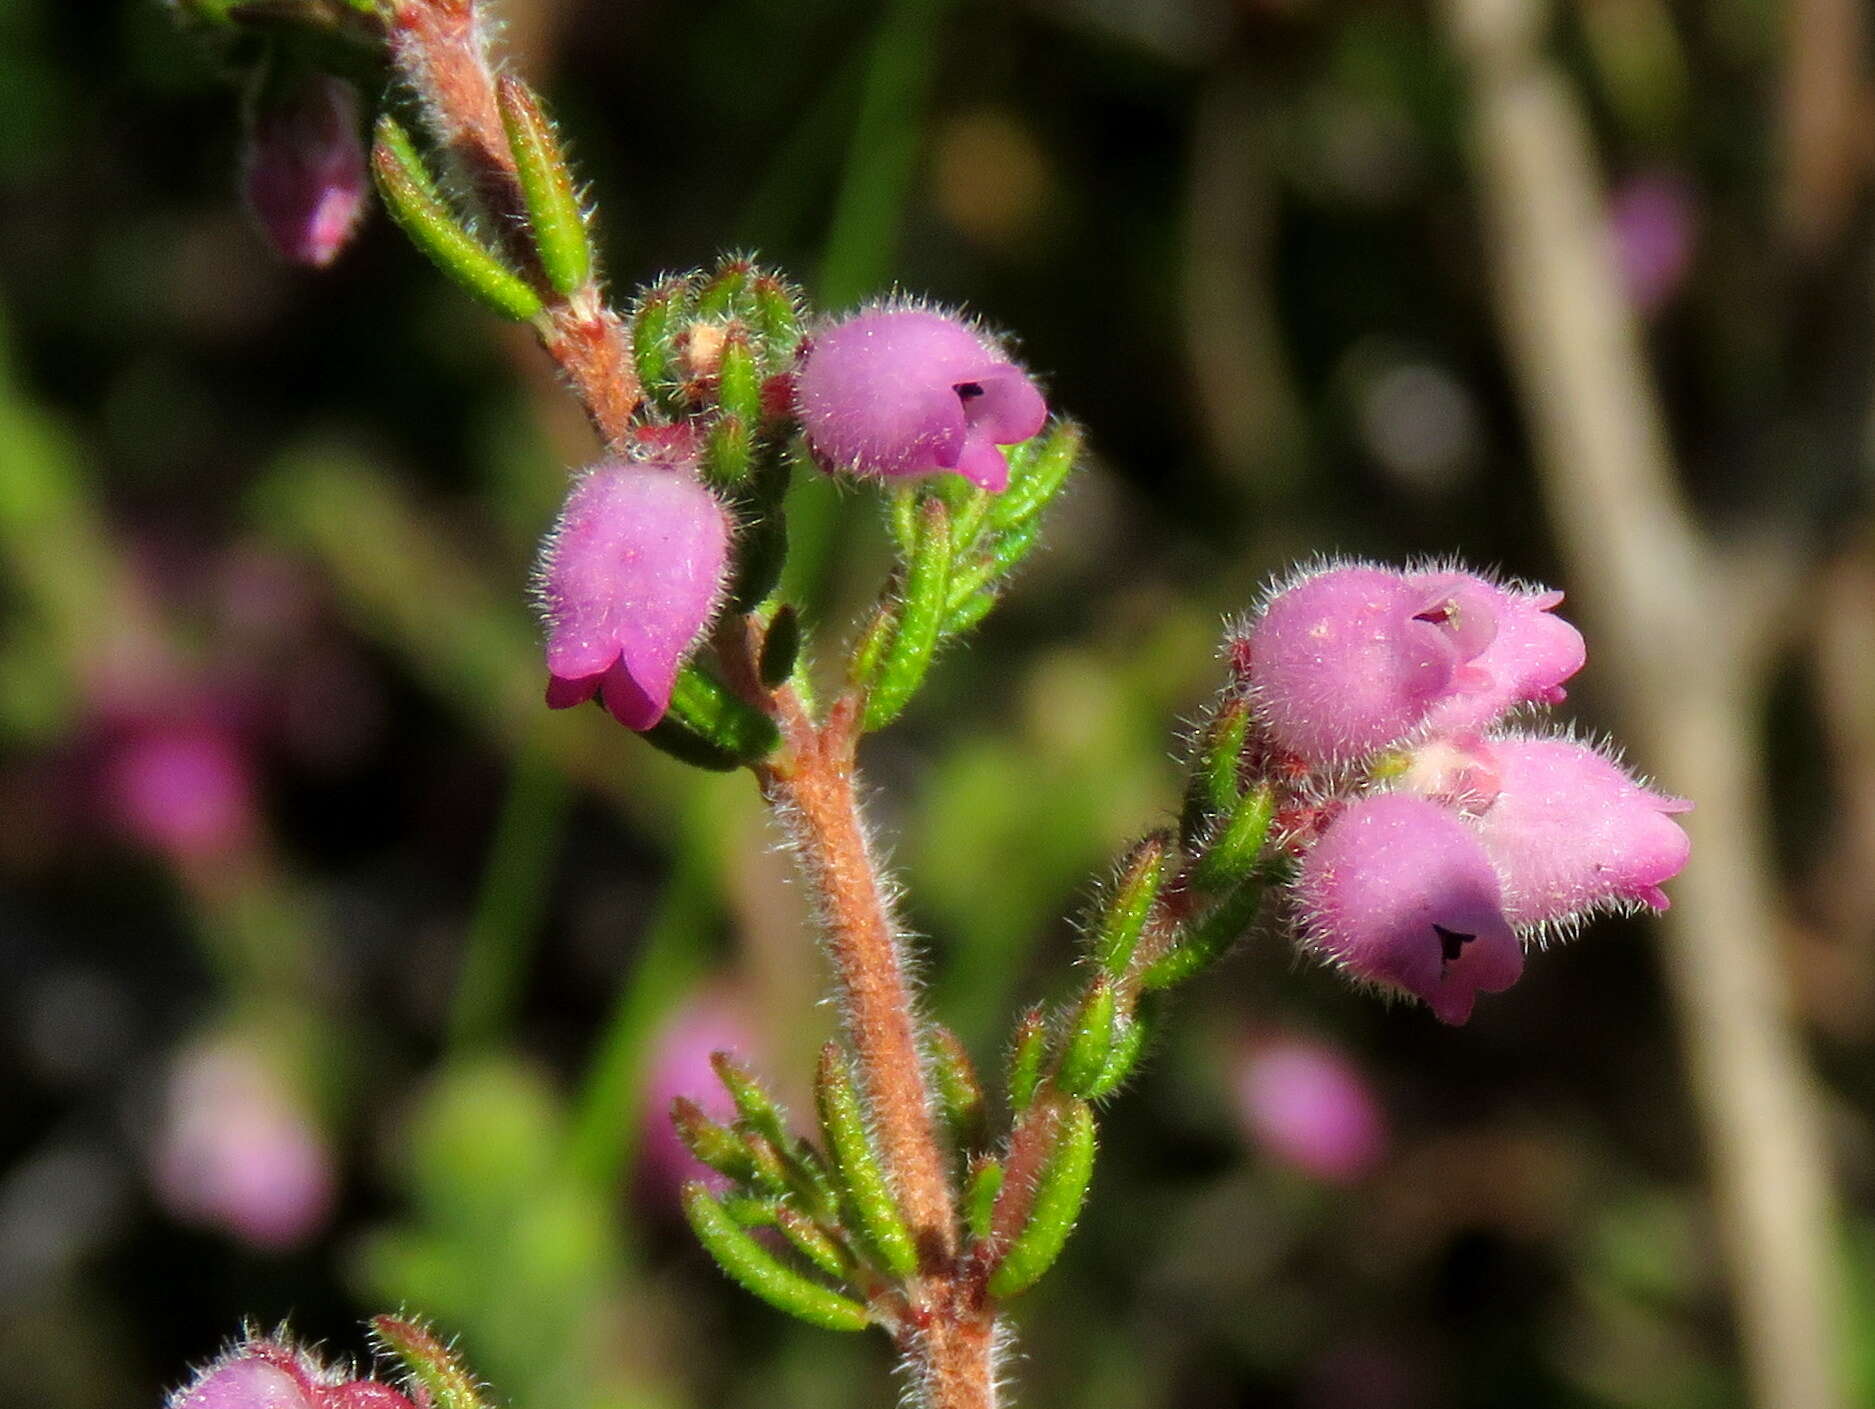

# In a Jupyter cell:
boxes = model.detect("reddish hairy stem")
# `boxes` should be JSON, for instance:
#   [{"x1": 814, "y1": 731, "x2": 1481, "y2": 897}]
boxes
[
  {"x1": 760, "y1": 699, "x2": 956, "y2": 1254},
  {"x1": 755, "y1": 688, "x2": 995, "y2": 1409}
]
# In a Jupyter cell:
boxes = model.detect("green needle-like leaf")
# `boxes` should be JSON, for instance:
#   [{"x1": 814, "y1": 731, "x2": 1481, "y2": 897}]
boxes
[
  {"x1": 1141, "y1": 877, "x2": 1266, "y2": 991},
  {"x1": 1085, "y1": 1009, "x2": 1150, "y2": 1099},
  {"x1": 775, "y1": 1204, "x2": 854, "y2": 1280},
  {"x1": 1191, "y1": 783, "x2": 1276, "y2": 893},
  {"x1": 1056, "y1": 976, "x2": 1117, "y2": 1098},
  {"x1": 711, "y1": 1051, "x2": 788, "y2": 1145},
  {"x1": 370, "y1": 1316, "x2": 488, "y2": 1409},
  {"x1": 861, "y1": 498, "x2": 951, "y2": 732},
  {"x1": 661, "y1": 664, "x2": 781, "y2": 766},
  {"x1": 1092, "y1": 833, "x2": 1170, "y2": 976},
  {"x1": 988, "y1": 422, "x2": 1081, "y2": 531},
  {"x1": 815, "y1": 1045, "x2": 919, "y2": 1279},
  {"x1": 929, "y1": 1026, "x2": 987, "y2": 1151},
  {"x1": 1006, "y1": 1005, "x2": 1047, "y2": 1114},
  {"x1": 673, "y1": 1095, "x2": 754, "y2": 1176},
  {"x1": 964, "y1": 1157, "x2": 1004, "y2": 1241},
  {"x1": 371, "y1": 118, "x2": 543, "y2": 322},
  {"x1": 716, "y1": 328, "x2": 761, "y2": 425},
  {"x1": 496, "y1": 76, "x2": 592, "y2": 296},
  {"x1": 704, "y1": 412, "x2": 754, "y2": 486},
  {"x1": 988, "y1": 1100, "x2": 1097, "y2": 1299},
  {"x1": 752, "y1": 272, "x2": 802, "y2": 360},
  {"x1": 846, "y1": 601, "x2": 896, "y2": 694},
  {"x1": 1188, "y1": 697, "x2": 1252, "y2": 827},
  {"x1": 681, "y1": 1183, "x2": 873, "y2": 1332},
  {"x1": 631, "y1": 279, "x2": 688, "y2": 402}
]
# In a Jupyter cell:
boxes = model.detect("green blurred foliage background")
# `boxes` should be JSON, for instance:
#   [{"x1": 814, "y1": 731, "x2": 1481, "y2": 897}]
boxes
[{"x1": 2, "y1": 0, "x2": 1874, "y2": 1406}]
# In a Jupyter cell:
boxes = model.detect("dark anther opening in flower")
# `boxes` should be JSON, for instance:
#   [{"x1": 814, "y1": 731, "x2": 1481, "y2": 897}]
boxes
[
  {"x1": 1433, "y1": 923, "x2": 1475, "y2": 964},
  {"x1": 1412, "y1": 604, "x2": 1454, "y2": 625},
  {"x1": 955, "y1": 381, "x2": 985, "y2": 400}
]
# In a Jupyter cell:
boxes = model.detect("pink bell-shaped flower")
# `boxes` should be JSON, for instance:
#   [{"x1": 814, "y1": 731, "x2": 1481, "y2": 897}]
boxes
[
  {"x1": 1409, "y1": 571, "x2": 1585, "y2": 735},
  {"x1": 537, "y1": 461, "x2": 732, "y2": 731},
  {"x1": 1241, "y1": 564, "x2": 1490, "y2": 763},
  {"x1": 242, "y1": 73, "x2": 369, "y2": 269},
  {"x1": 1470, "y1": 734, "x2": 1691, "y2": 929},
  {"x1": 1295, "y1": 793, "x2": 1524, "y2": 1025},
  {"x1": 794, "y1": 306, "x2": 1047, "y2": 491}
]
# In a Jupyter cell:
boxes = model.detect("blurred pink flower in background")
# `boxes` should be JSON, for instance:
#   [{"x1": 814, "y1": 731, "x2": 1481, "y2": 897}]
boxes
[
  {"x1": 637, "y1": 988, "x2": 761, "y2": 1207},
  {"x1": 1607, "y1": 171, "x2": 1697, "y2": 316},
  {"x1": 102, "y1": 720, "x2": 257, "y2": 866},
  {"x1": 241, "y1": 73, "x2": 370, "y2": 269},
  {"x1": 1235, "y1": 1035, "x2": 1388, "y2": 1184},
  {"x1": 151, "y1": 1035, "x2": 335, "y2": 1251}
]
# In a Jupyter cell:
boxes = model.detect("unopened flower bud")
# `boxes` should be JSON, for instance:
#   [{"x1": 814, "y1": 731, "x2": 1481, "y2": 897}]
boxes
[
  {"x1": 1408, "y1": 571, "x2": 1585, "y2": 735},
  {"x1": 242, "y1": 72, "x2": 369, "y2": 269},
  {"x1": 171, "y1": 1339, "x2": 417, "y2": 1409},
  {"x1": 1241, "y1": 564, "x2": 1489, "y2": 763},
  {"x1": 536, "y1": 461, "x2": 732, "y2": 731},
  {"x1": 1469, "y1": 734, "x2": 1691, "y2": 929},
  {"x1": 172, "y1": 1355, "x2": 316, "y2": 1409},
  {"x1": 1295, "y1": 793, "x2": 1523, "y2": 1025},
  {"x1": 794, "y1": 305, "x2": 1047, "y2": 491}
]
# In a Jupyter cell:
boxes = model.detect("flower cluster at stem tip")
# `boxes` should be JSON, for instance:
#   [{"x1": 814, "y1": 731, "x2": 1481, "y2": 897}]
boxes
[
  {"x1": 1237, "y1": 561, "x2": 1690, "y2": 1024},
  {"x1": 533, "y1": 303, "x2": 1046, "y2": 731}
]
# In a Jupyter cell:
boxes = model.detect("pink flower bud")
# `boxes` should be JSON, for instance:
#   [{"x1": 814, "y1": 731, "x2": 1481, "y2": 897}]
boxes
[
  {"x1": 794, "y1": 305, "x2": 1047, "y2": 491},
  {"x1": 173, "y1": 1358, "x2": 315, "y2": 1409},
  {"x1": 1295, "y1": 793, "x2": 1523, "y2": 1025},
  {"x1": 171, "y1": 1342, "x2": 415, "y2": 1409},
  {"x1": 1241, "y1": 565, "x2": 1488, "y2": 763},
  {"x1": 1408, "y1": 572, "x2": 1585, "y2": 735},
  {"x1": 242, "y1": 73, "x2": 369, "y2": 269},
  {"x1": 103, "y1": 721, "x2": 256, "y2": 865},
  {"x1": 536, "y1": 462, "x2": 732, "y2": 731},
  {"x1": 1470, "y1": 734, "x2": 1690, "y2": 929},
  {"x1": 151, "y1": 1036, "x2": 335, "y2": 1251},
  {"x1": 1235, "y1": 1035, "x2": 1388, "y2": 1183}
]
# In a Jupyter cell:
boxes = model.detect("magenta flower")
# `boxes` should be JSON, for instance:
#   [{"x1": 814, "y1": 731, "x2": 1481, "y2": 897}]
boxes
[
  {"x1": 1235, "y1": 1035, "x2": 1388, "y2": 1183},
  {"x1": 1409, "y1": 571, "x2": 1585, "y2": 735},
  {"x1": 151, "y1": 1035, "x2": 335, "y2": 1252},
  {"x1": 794, "y1": 306, "x2": 1047, "y2": 491},
  {"x1": 1469, "y1": 734, "x2": 1691, "y2": 930},
  {"x1": 537, "y1": 461, "x2": 732, "y2": 731},
  {"x1": 1295, "y1": 793, "x2": 1524, "y2": 1025},
  {"x1": 242, "y1": 73, "x2": 369, "y2": 269},
  {"x1": 1241, "y1": 564, "x2": 1491, "y2": 763}
]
